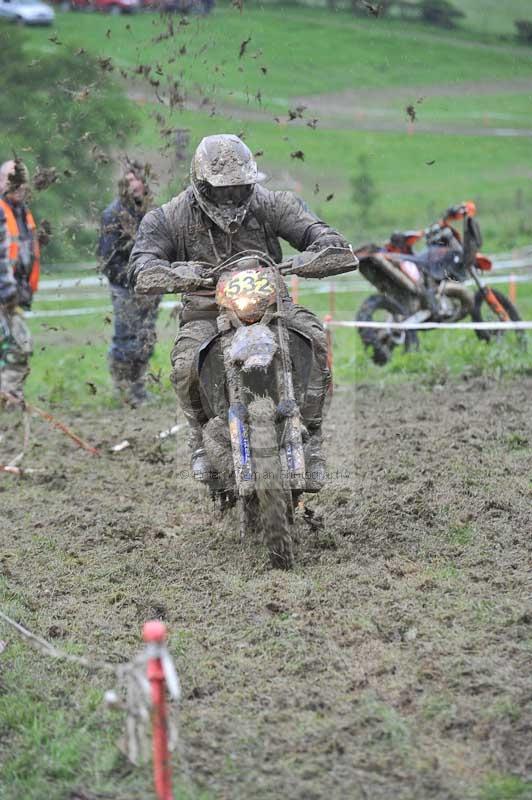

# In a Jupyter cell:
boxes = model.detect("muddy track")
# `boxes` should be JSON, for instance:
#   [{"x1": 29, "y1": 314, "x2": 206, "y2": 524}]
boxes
[{"x1": 1, "y1": 377, "x2": 531, "y2": 798}]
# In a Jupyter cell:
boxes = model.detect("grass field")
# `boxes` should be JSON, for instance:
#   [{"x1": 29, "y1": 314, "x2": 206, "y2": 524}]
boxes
[
  {"x1": 458, "y1": 0, "x2": 532, "y2": 38},
  {"x1": 22, "y1": 278, "x2": 532, "y2": 410},
  {"x1": 3, "y1": 5, "x2": 532, "y2": 799},
  {"x1": 21, "y1": 4, "x2": 532, "y2": 253},
  {"x1": 2, "y1": 370, "x2": 531, "y2": 800},
  {"x1": 26, "y1": 7, "x2": 532, "y2": 97}
]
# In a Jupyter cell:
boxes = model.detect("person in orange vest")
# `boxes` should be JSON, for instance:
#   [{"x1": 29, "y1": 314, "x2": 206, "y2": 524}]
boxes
[{"x1": 0, "y1": 159, "x2": 40, "y2": 407}]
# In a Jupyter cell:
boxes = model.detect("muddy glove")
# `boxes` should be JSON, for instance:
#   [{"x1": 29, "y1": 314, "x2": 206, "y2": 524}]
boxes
[
  {"x1": 0, "y1": 291, "x2": 18, "y2": 314},
  {"x1": 135, "y1": 262, "x2": 214, "y2": 295},
  {"x1": 307, "y1": 233, "x2": 350, "y2": 252},
  {"x1": 17, "y1": 282, "x2": 33, "y2": 310}
]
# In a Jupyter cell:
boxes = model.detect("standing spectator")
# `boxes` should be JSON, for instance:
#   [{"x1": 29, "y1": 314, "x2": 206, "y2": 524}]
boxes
[
  {"x1": 0, "y1": 159, "x2": 40, "y2": 408},
  {"x1": 98, "y1": 162, "x2": 161, "y2": 407}
]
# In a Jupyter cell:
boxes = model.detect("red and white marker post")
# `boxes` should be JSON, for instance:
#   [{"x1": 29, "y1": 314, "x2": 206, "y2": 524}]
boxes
[
  {"x1": 508, "y1": 273, "x2": 517, "y2": 304},
  {"x1": 323, "y1": 314, "x2": 334, "y2": 397},
  {"x1": 290, "y1": 274, "x2": 299, "y2": 304},
  {"x1": 143, "y1": 620, "x2": 174, "y2": 800}
]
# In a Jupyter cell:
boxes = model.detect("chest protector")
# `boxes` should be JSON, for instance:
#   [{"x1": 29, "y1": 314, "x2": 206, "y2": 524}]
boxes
[{"x1": 0, "y1": 199, "x2": 40, "y2": 292}]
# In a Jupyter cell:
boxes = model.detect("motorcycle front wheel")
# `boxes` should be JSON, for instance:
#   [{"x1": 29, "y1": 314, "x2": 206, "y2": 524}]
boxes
[
  {"x1": 471, "y1": 289, "x2": 526, "y2": 348},
  {"x1": 356, "y1": 294, "x2": 417, "y2": 366},
  {"x1": 248, "y1": 396, "x2": 294, "y2": 570}
]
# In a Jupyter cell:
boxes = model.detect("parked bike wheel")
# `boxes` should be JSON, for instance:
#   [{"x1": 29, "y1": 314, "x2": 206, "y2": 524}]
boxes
[
  {"x1": 356, "y1": 294, "x2": 416, "y2": 365},
  {"x1": 248, "y1": 397, "x2": 293, "y2": 570},
  {"x1": 471, "y1": 289, "x2": 525, "y2": 347}
]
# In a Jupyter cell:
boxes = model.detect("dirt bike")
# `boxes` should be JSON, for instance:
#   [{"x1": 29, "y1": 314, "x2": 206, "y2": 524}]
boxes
[
  {"x1": 137, "y1": 246, "x2": 357, "y2": 569},
  {"x1": 355, "y1": 202, "x2": 524, "y2": 365}
]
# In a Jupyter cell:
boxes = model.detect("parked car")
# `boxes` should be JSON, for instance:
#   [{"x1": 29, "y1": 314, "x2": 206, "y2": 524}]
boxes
[{"x1": 0, "y1": 0, "x2": 54, "y2": 23}]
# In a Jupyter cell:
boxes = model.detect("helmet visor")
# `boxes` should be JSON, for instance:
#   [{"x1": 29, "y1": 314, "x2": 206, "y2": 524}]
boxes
[{"x1": 202, "y1": 183, "x2": 254, "y2": 206}]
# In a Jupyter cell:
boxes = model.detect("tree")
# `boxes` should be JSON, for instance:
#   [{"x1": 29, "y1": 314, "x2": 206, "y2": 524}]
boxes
[
  {"x1": 418, "y1": 0, "x2": 464, "y2": 29},
  {"x1": 0, "y1": 24, "x2": 139, "y2": 262},
  {"x1": 515, "y1": 19, "x2": 532, "y2": 45},
  {"x1": 350, "y1": 154, "x2": 378, "y2": 227}
]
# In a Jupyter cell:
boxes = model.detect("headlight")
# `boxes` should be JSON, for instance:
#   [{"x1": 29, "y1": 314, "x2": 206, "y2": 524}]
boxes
[{"x1": 216, "y1": 268, "x2": 277, "y2": 324}]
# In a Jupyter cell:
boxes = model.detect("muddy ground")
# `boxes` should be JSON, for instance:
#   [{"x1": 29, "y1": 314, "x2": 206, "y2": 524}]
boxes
[{"x1": 1, "y1": 377, "x2": 531, "y2": 799}]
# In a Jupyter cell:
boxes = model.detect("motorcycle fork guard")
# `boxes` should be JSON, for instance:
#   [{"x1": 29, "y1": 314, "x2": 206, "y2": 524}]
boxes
[
  {"x1": 484, "y1": 287, "x2": 510, "y2": 321},
  {"x1": 274, "y1": 322, "x2": 306, "y2": 493},
  {"x1": 228, "y1": 402, "x2": 255, "y2": 495},
  {"x1": 278, "y1": 413, "x2": 306, "y2": 493}
]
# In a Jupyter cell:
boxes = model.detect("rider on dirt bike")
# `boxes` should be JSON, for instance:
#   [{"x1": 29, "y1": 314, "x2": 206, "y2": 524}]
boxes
[{"x1": 129, "y1": 134, "x2": 351, "y2": 487}]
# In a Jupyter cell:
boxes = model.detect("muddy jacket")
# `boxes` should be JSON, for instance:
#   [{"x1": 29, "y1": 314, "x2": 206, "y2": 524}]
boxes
[
  {"x1": 98, "y1": 198, "x2": 145, "y2": 288},
  {"x1": 0, "y1": 198, "x2": 39, "y2": 309},
  {"x1": 129, "y1": 185, "x2": 348, "y2": 297}
]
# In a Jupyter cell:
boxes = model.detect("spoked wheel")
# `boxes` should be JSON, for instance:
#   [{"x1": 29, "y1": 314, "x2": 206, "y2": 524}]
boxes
[
  {"x1": 471, "y1": 288, "x2": 526, "y2": 349},
  {"x1": 356, "y1": 294, "x2": 417, "y2": 365},
  {"x1": 248, "y1": 396, "x2": 293, "y2": 570}
]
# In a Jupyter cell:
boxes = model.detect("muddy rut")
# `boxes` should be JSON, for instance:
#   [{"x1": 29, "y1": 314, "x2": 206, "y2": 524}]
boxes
[{"x1": 1, "y1": 377, "x2": 531, "y2": 799}]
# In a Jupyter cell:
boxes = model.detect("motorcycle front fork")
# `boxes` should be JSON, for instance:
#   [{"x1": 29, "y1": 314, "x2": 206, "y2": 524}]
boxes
[{"x1": 469, "y1": 269, "x2": 510, "y2": 321}]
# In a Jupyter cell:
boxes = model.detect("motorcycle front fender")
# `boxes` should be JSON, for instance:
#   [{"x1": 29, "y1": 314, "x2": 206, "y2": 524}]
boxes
[{"x1": 228, "y1": 323, "x2": 278, "y2": 372}]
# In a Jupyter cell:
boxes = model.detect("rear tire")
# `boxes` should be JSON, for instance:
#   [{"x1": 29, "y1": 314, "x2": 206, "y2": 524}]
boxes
[
  {"x1": 248, "y1": 397, "x2": 293, "y2": 570},
  {"x1": 471, "y1": 289, "x2": 526, "y2": 348},
  {"x1": 356, "y1": 294, "x2": 414, "y2": 365}
]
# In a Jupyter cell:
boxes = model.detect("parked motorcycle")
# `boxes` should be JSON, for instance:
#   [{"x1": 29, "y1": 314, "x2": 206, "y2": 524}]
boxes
[
  {"x1": 355, "y1": 202, "x2": 524, "y2": 365},
  {"x1": 137, "y1": 246, "x2": 357, "y2": 569}
]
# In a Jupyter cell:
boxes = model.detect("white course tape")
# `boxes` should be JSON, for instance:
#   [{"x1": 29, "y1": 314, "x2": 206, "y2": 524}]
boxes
[
  {"x1": 38, "y1": 249, "x2": 532, "y2": 290},
  {"x1": 325, "y1": 320, "x2": 532, "y2": 331},
  {"x1": 26, "y1": 300, "x2": 179, "y2": 319}
]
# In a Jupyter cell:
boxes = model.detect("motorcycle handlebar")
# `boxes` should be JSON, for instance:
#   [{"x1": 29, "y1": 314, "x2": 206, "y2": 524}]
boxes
[{"x1": 135, "y1": 248, "x2": 358, "y2": 294}]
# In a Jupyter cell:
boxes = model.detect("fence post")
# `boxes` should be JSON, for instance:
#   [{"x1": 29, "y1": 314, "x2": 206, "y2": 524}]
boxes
[
  {"x1": 143, "y1": 621, "x2": 174, "y2": 800},
  {"x1": 324, "y1": 314, "x2": 334, "y2": 387},
  {"x1": 328, "y1": 282, "x2": 336, "y2": 318},
  {"x1": 290, "y1": 274, "x2": 299, "y2": 304}
]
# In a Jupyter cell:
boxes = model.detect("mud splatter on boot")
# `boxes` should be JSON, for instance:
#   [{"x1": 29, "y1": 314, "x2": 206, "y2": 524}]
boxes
[
  {"x1": 109, "y1": 358, "x2": 152, "y2": 408},
  {"x1": 185, "y1": 413, "x2": 215, "y2": 483},
  {"x1": 305, "y1": 423, "x2": 326, "y2": 493}
]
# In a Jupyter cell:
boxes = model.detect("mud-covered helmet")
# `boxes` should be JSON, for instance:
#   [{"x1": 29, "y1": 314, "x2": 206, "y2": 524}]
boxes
[{"x1": 191, "y1": 134, "x2": 259, "y2": 234}]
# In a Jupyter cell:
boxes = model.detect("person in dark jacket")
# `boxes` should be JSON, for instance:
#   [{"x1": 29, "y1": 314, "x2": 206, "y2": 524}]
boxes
[
  {"x1": 0, "y1": 159, "x2": 40, "y2": 407},
  {"x1": 98, "y1": 162, "x2": 161, "y2": 406},
  {"x1": 129, "y1": 134, "x2": 351, "y2": 485}
]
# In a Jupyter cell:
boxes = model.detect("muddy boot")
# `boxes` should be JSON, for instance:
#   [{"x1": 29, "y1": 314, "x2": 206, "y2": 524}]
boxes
[
  {"x1": 110, "y1": 358, "x2": 130, "y2": 399},
  {"x1": 110, "y1": 359, "x2": 151, "y2": 408},
  {"x1": 0, "y1": 366, "x2": 27, "y2": 412},
  {"x1": 127, "y1": 377, "x2": 151, "y2": 408},
  {"x1": 185, "y1": 413, "x2": 214, "y2": 483},
  {"x1": 305, "y1": 423, "x2": 326, "y2": 493}
]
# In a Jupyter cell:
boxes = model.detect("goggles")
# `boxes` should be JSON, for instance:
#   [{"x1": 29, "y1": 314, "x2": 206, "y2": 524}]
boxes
[{"x1": 201, "y1": 183, "x2": 254, "y2": 206}]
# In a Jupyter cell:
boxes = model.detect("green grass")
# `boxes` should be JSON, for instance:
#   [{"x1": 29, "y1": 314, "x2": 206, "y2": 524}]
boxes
[
  {"x1": 19, "y1": 5, "x2": 532, "y2": 257},
  {"x1": 353, "y1": 92, "x2": 532, "y2": 130},
  {"x1": 458, "y1": 0, "x2": 532, "y2": 38},
  {"x1": 24, "y1": 280, "x2": 532, "y2": 409},
  {"x1": 479, "y1": 775, "x2": 532, "y2": 800},
  {"x1": 25, "y1": 6, "x2": 532, "y2": 101},
  {"x1": 128, "y1": 101, "x2": 532, "y2": 249},
  {"x1": 0, "y1": 579, "x2": 204, "y2": 800}
]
